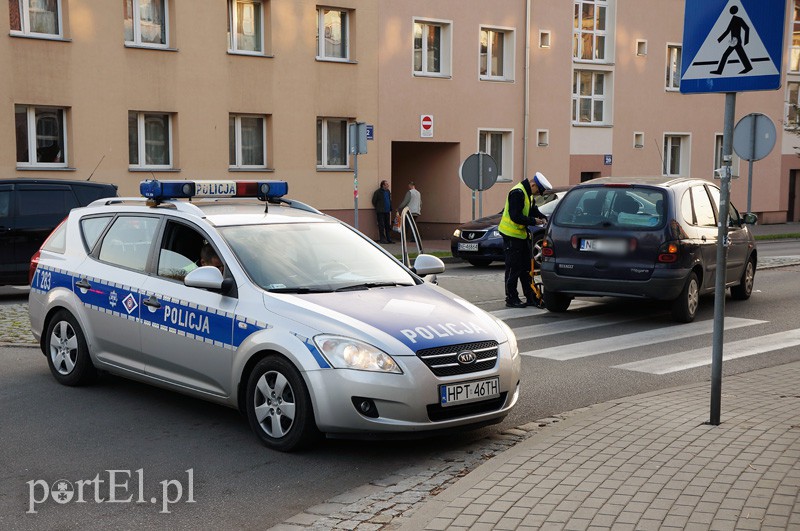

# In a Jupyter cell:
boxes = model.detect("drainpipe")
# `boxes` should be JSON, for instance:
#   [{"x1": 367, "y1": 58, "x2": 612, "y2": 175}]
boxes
[{"x1": 523, "y1": 0, "x2": 531, "y2": 180}]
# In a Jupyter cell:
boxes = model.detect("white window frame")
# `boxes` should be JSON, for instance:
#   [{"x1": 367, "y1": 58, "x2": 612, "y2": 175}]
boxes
[
  {"x1": 129, "y1": 111, "x2": 173, "y2": 170},
  {"x1": 478, "y1": 128, "x2": 513, "y2": 182},
  {"x1": 10, "y1": 0, "x2": 63, "y2": 38},
  {"x1": 317, "y1": 117, "x2": 351, "y2": 170},
  {"x1": 663, "y1": 133, "x2": 690, "y2": 177},
  {"x1": 228, "y1": 0, "x2": 265, "y2": 55},
  {"x1": 633, "y1": 132, "x2": 644, "y2": 149},
  {"x1": 316, "y1": 7, "x2": 350, "y2": 61},
  {"x1": 635, "y1": 39, "x2": 647, "y2": 56},
  {"x1": 413, "y1": 17, "x2": 452, "y2": 77},
  {"x1": 537, "y1": 129, "x2": 549, "y2": 147},
  {"x1": 572, "y1": 70, "x2": 609, "y2": 125},
  {"x1": 786, "y1": 81, "x2": 800, "y2": 129},
  {"x1": 666, "y1": 43, "x2": 682, "y2": 91},
  {"x1": 479, "y1": 26, "x2": 515, "y2": 82},
  {"x1": 714, "y1": 134, "x2": 740, "y2": 176},
  {"x1": 573, "y1": 0, "x2": 609, "y2": 63},
  {"x1": 15, "y1": 105, "x2": 68, "y2": 169},
  {"x1": 229, "y1": 114, "x2": 268, "y2": 169},
  {"x1": 124, "y1": 0, "x2": 169, "y2": 48},
  {"x1": 539, "y1": 30, "x2": 551, "y2": 49}
]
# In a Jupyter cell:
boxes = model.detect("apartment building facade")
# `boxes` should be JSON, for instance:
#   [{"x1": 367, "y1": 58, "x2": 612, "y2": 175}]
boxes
[{"x1": 3, "y1": 1, "x2": 799, "y2": 242}]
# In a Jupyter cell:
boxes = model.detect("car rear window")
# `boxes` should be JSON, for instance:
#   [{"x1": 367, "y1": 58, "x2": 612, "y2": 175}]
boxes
[
  {"x1": 42, "y1": 221, "x2": 68, "y2": 254},
  {"x1": 553, "y1": 186, "x2": 666, "y2": 229}
]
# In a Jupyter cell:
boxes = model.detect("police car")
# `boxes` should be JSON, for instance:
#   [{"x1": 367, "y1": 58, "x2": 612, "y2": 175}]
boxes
[{"x1": 28, "y1": 180, "x2": 521, "y2": 451}]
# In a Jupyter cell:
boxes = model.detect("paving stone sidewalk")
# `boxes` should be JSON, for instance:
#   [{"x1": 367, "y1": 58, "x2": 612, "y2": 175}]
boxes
[{"x1": 399, "y1": 361, "x2": 800, "y2": 530}]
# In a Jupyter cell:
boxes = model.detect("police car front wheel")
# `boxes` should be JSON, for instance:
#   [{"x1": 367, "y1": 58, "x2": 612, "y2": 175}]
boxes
[
  {"x1": 45, "y1": 310, "x2": 97, "y2": 386},
  {"x1": 245, "y1": 356, "x2": 320, "y2": 452}
]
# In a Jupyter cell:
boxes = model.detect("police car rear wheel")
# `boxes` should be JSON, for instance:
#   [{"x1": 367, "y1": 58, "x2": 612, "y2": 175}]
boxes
[
  {"x1": 246, "y1": 357, "x2": 319, "y2": 452},
  {"x1": 45, "y1": 310, "x2": 97, "y2": 386}
]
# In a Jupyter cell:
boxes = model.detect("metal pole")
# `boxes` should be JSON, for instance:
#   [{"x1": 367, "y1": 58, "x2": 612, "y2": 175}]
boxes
[
  {"x1": 478, "y1": 153, "x2": 484, "y2": 219},
  {"x1": 747, "y1": 115, "x2": 757, "y2": 214},
  {"x1": 710, "y1": 92, "x2": 735, "y2": 426},
  {"x1": 353, "y1": 153, "x2": 359, "y2": 229}
]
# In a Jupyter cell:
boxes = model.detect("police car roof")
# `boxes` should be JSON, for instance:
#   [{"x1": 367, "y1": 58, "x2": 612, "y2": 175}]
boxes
[{"x1": 195, "y1": 201, "x2": 331, "y2": 227}]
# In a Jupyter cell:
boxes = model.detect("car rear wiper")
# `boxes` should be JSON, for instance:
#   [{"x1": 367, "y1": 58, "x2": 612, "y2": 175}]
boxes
[
  {"x1": 268, "y1": 287, "x2": 333, "y2": 294},
  {"x1": 334, "y1": 282, "x2": 411, "y2": 292}
]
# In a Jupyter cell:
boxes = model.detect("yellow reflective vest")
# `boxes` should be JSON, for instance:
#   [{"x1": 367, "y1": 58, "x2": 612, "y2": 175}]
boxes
[{"x1": 498, "y1": 181, "x2": 530, "y2": 239}]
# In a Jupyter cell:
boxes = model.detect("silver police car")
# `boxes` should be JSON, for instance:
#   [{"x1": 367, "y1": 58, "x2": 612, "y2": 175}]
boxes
[{"x1": 28, "y1": 180, "x2": 521, "y2": 451}]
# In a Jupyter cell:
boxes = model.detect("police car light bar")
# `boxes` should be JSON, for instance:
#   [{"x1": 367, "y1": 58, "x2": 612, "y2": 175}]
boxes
[{"x1": 140, "y1": 179, "x2": 288, "y2": 202}]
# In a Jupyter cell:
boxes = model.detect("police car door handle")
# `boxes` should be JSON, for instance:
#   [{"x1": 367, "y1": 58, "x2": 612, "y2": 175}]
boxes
[
  {"x1": 75, "y1": 279, "x2": 91, "y2": 290},
  {"x1": 143, "y1": 296, "x2": 161, "y2": 309}
]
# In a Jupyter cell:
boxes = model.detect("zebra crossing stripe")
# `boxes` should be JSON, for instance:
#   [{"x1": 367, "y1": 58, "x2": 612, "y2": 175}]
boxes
[
  {"x1": 512, "y1": 314, "x2": 639, "y2": 341},
  {"x1": 612, "y1": 328, "x2": 800, "y2": 375},
  {"x1": 490, "y1": 300, "x2": 599, "y2": 321},
  {"x1": 519, "y1": 317, "x2": 766, "y2": 361}
]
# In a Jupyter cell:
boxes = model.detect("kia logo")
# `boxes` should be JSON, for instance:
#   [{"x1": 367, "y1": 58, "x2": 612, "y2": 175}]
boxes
[{"x1": 457, "y1": 351, "x2": 477, "y2": 365}]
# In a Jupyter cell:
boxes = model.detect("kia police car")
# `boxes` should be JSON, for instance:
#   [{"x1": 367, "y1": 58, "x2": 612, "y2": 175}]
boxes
[{"x1": 28, "y1": 180, "x2": 521, "y2": 451}]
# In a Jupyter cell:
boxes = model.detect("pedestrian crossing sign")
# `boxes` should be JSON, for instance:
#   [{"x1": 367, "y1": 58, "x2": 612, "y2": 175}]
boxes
[{"x1": 680, "y1": 0, "x2": 786, "y2": 94}]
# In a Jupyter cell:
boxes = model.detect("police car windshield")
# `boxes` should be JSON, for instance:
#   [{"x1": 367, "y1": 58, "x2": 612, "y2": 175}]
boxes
[{"x1": 219, "y1": 222, "x2": 416, "y2": 292}]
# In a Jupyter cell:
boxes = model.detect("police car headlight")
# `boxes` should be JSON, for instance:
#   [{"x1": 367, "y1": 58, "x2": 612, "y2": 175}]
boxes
[
  {"x1": 492, "y1": 317, "x2": 519, "y2": 359},
  {"x1": 314, "y1": 335, "x2": 402, "y2": 373}
]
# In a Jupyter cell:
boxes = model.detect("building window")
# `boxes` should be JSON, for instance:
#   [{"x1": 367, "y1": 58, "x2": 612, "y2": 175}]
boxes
[
  {"x1": 229, "y1": 115, "x2": 267, "y2": 168},
  {"x1": 633, "y1": 132, "x2": 644, "y2": 148},
  {"x1": 791, "y1": 1, "x2": 800, "y2": 72},
  {"x1": 479, "y1": 130, "x2": 511, "y2": 181},
  {"x1": 317, "y1": 118, "x2": 349, "y2": 169},
  {"x1": 316, "y1": 7, "x2": 349, "y2": 60},
  {"x1": 9, "y1": 0, "x2": 61, "y2": 37},
  {"x1": 15, "y1": 105, "x2": 67, "y2": 167},
  {"x1": 787, "y1": 82, "x2": 800, "y2": 129},
  {"x1": 539, "y1": 30, "x2": 551, "y2": 48},
  {"x1": 537, "y1": 129, "x2": 549, "y2": 147},
  {"x1": 124, "y1": 0, "x2": 168, "y2": 47},
  {"x1": 636, "y1": 39, "x2": 647, "y2": 56},
  {"x1": 228, "y1": 0, "x2": 264, "y2": 54},
  {"x1": 572, "y1": 70, "x2": 607, "y2": 124},
  {"x1": 663, "y1": 134, "x2": 689, "y2": 176},
  {"x1": 414, "y1": 19, "x2": 451, "y2": 76},
  {"x1": 666, "y1": 44, "x2": 682, "y2": 91},
  {"x1": 480, "y1": 27, "x2": 513, "y2": 81},
  {"x1": 573, "y1": 0, "x2": 607, "y2": 61},
  {"x1": 129, "y1": 112, "x2": 172, "y2": 168}
]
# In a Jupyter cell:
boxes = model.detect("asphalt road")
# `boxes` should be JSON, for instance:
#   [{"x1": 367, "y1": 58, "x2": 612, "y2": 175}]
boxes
[{"x1": 1, "y1": 241, "x2": 799, "y2": 529}]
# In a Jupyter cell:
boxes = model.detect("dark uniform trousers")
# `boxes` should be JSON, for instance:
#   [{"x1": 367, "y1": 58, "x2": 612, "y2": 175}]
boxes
[{"x1": 502, "y1": 235, "x2": 534, "y2": 303}]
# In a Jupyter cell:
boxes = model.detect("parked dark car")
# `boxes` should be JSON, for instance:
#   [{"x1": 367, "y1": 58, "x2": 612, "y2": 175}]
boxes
[
  {"x1": 0, "y1": 179, "x2": 117, "y2": 285},
  {"x1": 540, "y1": 177, "x2": 757, "y2": 322},
  {"x1": 451, "y1": 189, "x2": 567, "y2": 267}
]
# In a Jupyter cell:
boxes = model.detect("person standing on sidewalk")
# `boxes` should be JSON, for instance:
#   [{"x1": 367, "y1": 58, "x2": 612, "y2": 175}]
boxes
[
  {"x1": 396, "y1": 181, "x2": 422, "y2": 239},
  {"x1": 372, "y1": 180, "x2": 394, "y2": 244},
  {"x1": 498, "y1": 172, "x2": 552, "y2": 308}
]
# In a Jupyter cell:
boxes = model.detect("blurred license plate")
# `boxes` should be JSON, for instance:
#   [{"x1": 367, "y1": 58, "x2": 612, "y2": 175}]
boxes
[
  {"x1": 580, "y1": 238, "x2": 628, "y2": 254},
  {"x1": 440, "y1": 377, "x2": 499, "y2": 407},
  {"x1": 458, "y1": 243, "x2": 479, "y2": 252}
]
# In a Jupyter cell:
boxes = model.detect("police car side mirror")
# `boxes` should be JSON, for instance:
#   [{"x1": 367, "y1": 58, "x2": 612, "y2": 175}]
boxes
[
  {"x1": 412, "y1": 254, "x2": 445, "y2": 277},
  {"x1": 184, "y1": 266, "x2": 225, "y2": 291}
]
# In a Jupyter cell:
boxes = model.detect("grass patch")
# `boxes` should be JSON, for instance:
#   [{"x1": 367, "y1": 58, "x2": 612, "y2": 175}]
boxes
[{"x1": 755, "y1": 233, "x2": 800, "y2": 241}]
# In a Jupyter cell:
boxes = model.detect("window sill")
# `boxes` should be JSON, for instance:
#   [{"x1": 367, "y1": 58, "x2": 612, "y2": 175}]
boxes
[
  {"x1": 9, "y1": 32, "x2": 70, "y2": 42},
  {"x1": 128, "y1": 167, "x2": 181, "y2": 172},
  {"x1": 571, "y1": 123, "x2": 613, "y2": 128},
  {"x1": 16, "y1": 166, "x2": 75, "y2": 171},
  {"x1": 316, "y1": 167, "x2": 352, "y2": 172},
  {"x1": 572, "y1": 59, "x2": 615, "y2": 67},
  {"x1": 665, "y1": 88, "x2": 680, "y2": 93},
  {"x1": 413, "y1": 72, "x2": 452, "y2": 79},
  {"x1": 124, "y1": 43, "x2": 178, "y2": 52},
  {"x1": 229, "y1": 167, "x2": 274, "y2": 172},
  {"x1": 479, "y1": 76, "x2": 515, "y2": 83},
  {"x1": 315, "y1": 57, "x2": 357, "y2": 64},
  {"x1": 227, "y1": 51, "x2": 274, "y2": 58}
]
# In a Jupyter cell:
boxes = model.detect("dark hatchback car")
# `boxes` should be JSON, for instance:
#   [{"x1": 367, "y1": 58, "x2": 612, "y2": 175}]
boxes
[
  {"x1": 540, "y1": 177, "x2": 757, "y2": 322},
  {"x1": 451, "y1": 189, "x2": 567, "y2": 267},
  {"x1": 0, "y1": 179, "x2": 117, "y2": 285}
]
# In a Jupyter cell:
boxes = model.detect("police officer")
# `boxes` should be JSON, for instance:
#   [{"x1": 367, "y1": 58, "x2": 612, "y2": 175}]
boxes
[{"x1": 498, "y1": 172, "x2": 552, "y2": 308}]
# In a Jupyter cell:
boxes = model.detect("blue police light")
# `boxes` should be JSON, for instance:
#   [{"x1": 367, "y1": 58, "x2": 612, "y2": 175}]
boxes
[{"x1": 139, "y1": 180, "x2": 288, "y2": 202}]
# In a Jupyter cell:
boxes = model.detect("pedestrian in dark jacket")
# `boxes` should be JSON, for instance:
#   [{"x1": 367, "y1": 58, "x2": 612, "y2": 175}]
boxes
[{"x1": 371, "y1": 180, "x2": 394, "y2": 244}]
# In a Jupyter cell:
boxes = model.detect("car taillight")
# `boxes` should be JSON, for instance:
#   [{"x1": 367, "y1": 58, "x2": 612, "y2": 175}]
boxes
[
  {"x1": 657, "y1": 241, "x2": 680, "y2": 263},
  {"x1": 29, "y1": 250, "x2": 41, "y2": 285},
  {"x1": 542, "y1": 238, "x2": 554, "y2": 257}
]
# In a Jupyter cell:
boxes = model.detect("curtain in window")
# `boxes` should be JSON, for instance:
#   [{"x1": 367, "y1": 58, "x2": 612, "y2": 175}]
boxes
[
  {"x1": 10, "y1": 0, "x2": 22, "y2": 31},
  {"x1": 240, "y1": 116, "x2": 264, "y2": 166},
  {"x1": 426, "y1": 25, "x2": 441, "y2": 73},
  {"x1": 326, "y1": 119, "x2": 347, "y2": 166},
  {"x1": 124, "y1": 0, "x2": 134, "y2": 41},
  {"x1": 15, "y1": 106, "x2": 29, "y2": 163},
  {"x1": 29, "y1": 0, "x2": 59, "y2": 34},
  {"x1": 139, "y1": 0, "x2": 165, "y2": 45},
  {"x1": 235, "y1": 1, "x2": 261, "y2": 52},
  {"x1": 491, "y1": 32, "x2": 504, "y2": 77},
  {"x1": 35, "y1": 108, "x2": 63, "y2": 163},
  {"x1": 144, "y1": 114, "x2": 169, "y2": 166},
  {"x1": 413, "y1": 23, "x2": 423, "y2": 71},
  {"x1": 323, "y1": 9, "x2": 345, "y2": 58}
]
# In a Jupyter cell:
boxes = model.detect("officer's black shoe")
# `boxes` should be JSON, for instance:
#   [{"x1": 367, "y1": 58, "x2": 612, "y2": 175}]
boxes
[
  {"x1": 526, "y1": 298, "x2": 538, "y2": 307},
  {"x1": 505, "y1": 300, "x2": 526, "y2": 308}
]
